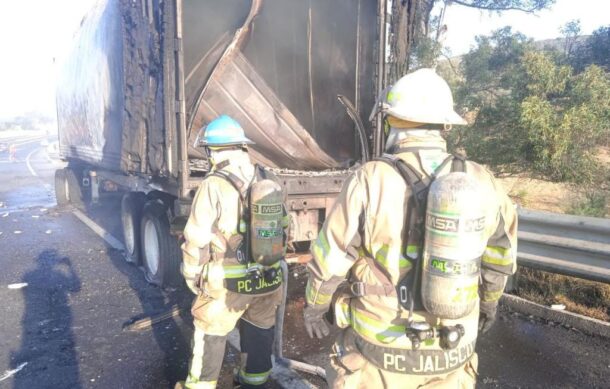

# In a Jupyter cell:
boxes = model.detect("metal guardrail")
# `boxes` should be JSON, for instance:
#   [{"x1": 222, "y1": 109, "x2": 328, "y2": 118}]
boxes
[{"x1": 517, "y1": 209, "x2": 610, "y2": 284}]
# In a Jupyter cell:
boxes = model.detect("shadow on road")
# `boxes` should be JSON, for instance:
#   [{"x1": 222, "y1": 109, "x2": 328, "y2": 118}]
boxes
[
  {"x1": 11, "y1": 249, "x2": 82, "y2": 389},
  {"x1": 105, "y1": 245, "x2": 192, "y2": 388}
]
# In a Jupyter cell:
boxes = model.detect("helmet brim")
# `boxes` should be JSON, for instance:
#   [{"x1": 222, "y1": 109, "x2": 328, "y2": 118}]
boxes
[
  {"x1": 201, "y1": 139, "x2": 255, "y2": 147},
  {"x1": 385, "y1": 108, "x2": 467, "y2": 126}
]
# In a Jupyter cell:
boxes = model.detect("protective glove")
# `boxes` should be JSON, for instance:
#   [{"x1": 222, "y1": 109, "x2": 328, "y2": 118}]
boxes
[
  {"x1": 303, "y1": 304, "x2": 330, "y2": 339},
  {"x1": 181, "y1": 263, "x2": 202, "y2": 295},
  {"x1": 478, "y1": 300, "x2": 498, "y2": 334},
  {"x1": 184, "y1": 276, "x2": 201, "y2": 295}
]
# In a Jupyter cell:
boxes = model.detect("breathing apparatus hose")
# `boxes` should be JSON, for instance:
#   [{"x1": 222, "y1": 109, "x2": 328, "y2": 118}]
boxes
[{"x1": 338, "y1": 95, "x2": 370, "y2": 164}]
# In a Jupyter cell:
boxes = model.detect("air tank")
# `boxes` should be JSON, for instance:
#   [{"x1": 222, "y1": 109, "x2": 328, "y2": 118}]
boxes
[
  {"x1": 421, "y1": 172, "x2": 487, "y2": 319},
  {"x1": 249, "y1": 179, "x2": 285, "y2": 266}
]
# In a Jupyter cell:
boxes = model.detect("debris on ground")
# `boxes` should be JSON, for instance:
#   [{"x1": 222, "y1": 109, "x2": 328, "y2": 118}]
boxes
[
  {"x1": 0, "y1": 362, "x2": 28, "y2": 382},
  {"x1": 551, "y1": 304, "x2": 566, "y2": 310},
  {"x1": 1, "y1": 212, "x2": 8, "y2": 218},
  {"x1": 45, "y1": 230, "x2": 52, "y2": 234},
  {"x1": 13, "y1": 230, "x2": 22, "y2": 234},
  {"x1": 7, "y1": 283, "x2": 28, "y2": 290}
]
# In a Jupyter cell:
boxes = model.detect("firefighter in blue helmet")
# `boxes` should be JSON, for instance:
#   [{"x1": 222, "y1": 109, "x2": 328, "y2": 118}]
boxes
[{"x1": 177, "y1": 115, "x2": 289, "y2": 389}]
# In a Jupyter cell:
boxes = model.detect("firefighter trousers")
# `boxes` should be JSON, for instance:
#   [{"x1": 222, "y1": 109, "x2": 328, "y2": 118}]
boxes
[
  {"x1": 327, "y1": 328, "x2": 478, "y2": 389},
  {"x1": 185, "y1": 286, "x2": 283, "y2": 389}
]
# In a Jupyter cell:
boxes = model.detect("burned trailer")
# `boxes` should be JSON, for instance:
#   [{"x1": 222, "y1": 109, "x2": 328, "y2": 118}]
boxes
[{"x1": 55, "y1": 0, "x2": 388, "y2": 286}]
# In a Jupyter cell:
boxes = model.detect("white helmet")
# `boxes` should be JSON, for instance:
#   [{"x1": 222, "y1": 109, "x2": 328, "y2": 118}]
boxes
[{"x1": 380, "y1": 68, "x2": 466, "y2": 126}]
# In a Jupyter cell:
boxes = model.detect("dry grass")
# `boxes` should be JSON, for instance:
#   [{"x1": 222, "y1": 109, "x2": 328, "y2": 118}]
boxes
[
  {"x1": 514, "y1": 268, "x2": 610, "y2": 322},
  {"x1": 497, "y1": 175, "x2": 571, "y2": 213}
]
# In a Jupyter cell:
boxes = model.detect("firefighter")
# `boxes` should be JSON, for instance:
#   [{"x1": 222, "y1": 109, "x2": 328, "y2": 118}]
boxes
[
  {"x1": 9, "y1": 143, "x2": 17, "y2": 162},
  {"x1": 178, "y1": 115, "x2": 288, "y2": 389},
  {"x1": 303, "y1": 69, "x2": 518, "y2": 388}
]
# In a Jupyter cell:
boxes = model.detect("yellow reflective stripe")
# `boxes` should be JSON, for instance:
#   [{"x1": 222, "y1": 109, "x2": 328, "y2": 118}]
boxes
[
  {"x1": 350, "y1": 309, "x2": 406, "y2": 344},
  {"x1": 209, "y1": 262, "x2": 281, "y2": 279},
  {"x1": 281, "y1": 215, "x2": 290, "y2": 228},
  {"x1": 482, "y1": 289, "x2": 504, "y2": 302},
  {"x1": 373, "y1": 244, "x2": 412, "y2": 270},
  {"x1": 311, "y1": 230, "x2": 331, "y2": 272},
  {"x1": 185, "y1": 378, "x2": 217, "y2": 389},
  {"x1": 406, "y1": 244, "x2": 419, "y2": 260},
  {"x1": 306, "y1": 281, "x2": 332, "y2": 305},
  {"x1": 335, "y1": 299, "x2": 351, "y2": 328},
  {"x1": 187, "y1": 327, "x2": 211, "y2": 388},
  {"x1": 482, "y1": 246, "x2": 514, "y2": 266},
  {"x1": 239, "y1": 369, "x2": 270, "y2": 385}
]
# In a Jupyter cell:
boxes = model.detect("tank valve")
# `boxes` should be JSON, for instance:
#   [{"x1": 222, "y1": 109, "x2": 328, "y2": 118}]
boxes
[
  {"x1": 405, "y1": 321, "x2": 435, "y2": 350},
  {"x1": 439, "y1": 324, "x2": 465, "y2": 350},
  {"x1": 405, "y1": 322, "x2": 465, "y2": 350}
]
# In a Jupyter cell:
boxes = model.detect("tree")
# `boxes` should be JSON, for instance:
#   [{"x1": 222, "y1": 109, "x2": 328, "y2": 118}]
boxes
[
  {"x1": 388, "y1": 0, "x2": 554, "y2": 82},
  {"x1": 452, "y1": 28, "x2": 610, "y2": 184},
  {"x1": 569, "y1": 25, "x2": 610, "y2": 72},
  {"x1": 588, "y1": 26, "x2": 610, "y2": 71},
  {"x1": 559, "y1": 19, "x2": 581, "y2": 62}
]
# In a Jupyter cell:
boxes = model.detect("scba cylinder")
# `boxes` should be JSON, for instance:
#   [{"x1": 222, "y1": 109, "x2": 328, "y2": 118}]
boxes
[
  {"x1": 250, "y1": 179, "x2": 285, "y2": 266},
  {"x1": 421, "y1": 172, "x2": 487, "y2": 319}
]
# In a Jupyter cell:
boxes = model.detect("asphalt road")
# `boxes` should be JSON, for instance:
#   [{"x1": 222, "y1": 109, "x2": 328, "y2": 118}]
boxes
[{"x1": 0, "y1": 137, "x2": 608, "y2": 388}]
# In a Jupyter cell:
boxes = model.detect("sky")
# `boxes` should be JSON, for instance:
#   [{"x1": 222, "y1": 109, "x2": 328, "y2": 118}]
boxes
[
  {"x1": 442, "y1": 0, "x2": 610, "y2": 56},
  {"x1": 0, "y1": 0, "x2": 607, "y2": 121}
]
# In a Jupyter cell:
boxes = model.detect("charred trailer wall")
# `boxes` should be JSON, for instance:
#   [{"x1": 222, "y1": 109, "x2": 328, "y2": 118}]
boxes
[
  {"x1": 56, "y1": 0, "x2": 170, "y2": 177},
  {"x1": 182, "y1": 0, "x2": 378, "y2": 170}
]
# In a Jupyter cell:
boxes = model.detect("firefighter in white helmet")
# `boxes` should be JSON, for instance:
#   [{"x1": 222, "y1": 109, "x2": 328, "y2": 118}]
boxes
[
  {"x1": 178, "y1": 115, "x2": 289, "y2": 389},
  {"x1": 303, "y1": 68, "x2": 518, "y2": 388}
]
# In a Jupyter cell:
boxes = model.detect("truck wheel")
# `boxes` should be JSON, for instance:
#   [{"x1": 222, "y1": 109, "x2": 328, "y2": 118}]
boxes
[
  {"x1": 65, "y1": 167, "x2": 84, "y2": 207},
  {"x1": 121, "y1": 192, "x2": 146, "y2": 265},
  {"x1": 54, "y1": 167, "x2": 83, "y2": 206},
  {"x1": 54, "y1": 169, "x2": 69, "y2": 206},
  {"x1": 140, "y1": 199, "x2": 182, "y2": 287}
]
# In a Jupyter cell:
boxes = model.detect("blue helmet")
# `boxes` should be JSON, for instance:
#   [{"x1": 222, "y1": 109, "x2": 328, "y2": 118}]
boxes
[{"x1": 198, "y1": 115, "x2": 254, "y2": 147}]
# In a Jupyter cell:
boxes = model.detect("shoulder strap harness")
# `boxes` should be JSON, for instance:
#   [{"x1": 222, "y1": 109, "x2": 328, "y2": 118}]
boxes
[{"x1": 348, "y1": 154, "x2": 468, "y2": 310}]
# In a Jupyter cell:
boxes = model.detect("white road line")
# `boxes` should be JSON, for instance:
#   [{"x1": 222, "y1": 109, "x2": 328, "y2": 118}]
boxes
[
  {"x1": 72, "y1": 209, "x2": 125, "y2": 251},
  {"x1": 13, "y1": 137, "x2": 46, "y2": 147},
  {"x1": 25, "y1": 148, "x2": 39, "y2": 177}
]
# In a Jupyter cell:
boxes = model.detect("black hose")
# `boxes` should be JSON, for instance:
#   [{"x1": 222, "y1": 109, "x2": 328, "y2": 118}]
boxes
[{"x1": 337, "y1": 95, "x2": 370, "y2": 164}]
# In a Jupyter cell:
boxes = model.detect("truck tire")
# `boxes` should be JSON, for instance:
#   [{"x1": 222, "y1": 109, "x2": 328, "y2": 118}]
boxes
[
  {"x1": 140, "y1": 199, "x2": 182, "y2": 287},
  {"x1": 121, "y1": 192, "x2": 146, "y2": 264},
  {"x1": 54, "y1": 169, "x2": 69, "y2": 206},
  {"x1": 55, "y1": 167, "x2": 83, "y2": 206},
  {"x1": 65, "y1": 167, "x2": 84, "y2": 207}
]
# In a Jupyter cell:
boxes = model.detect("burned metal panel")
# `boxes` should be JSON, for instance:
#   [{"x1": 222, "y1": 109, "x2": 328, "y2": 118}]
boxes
[
  {"x1": 56, "y1": 0, "x2": 124, "y2": 170},
  {"x1": 190, "y1": 52, "x2": 338, "y2": 169},
  {"x1": 122, "y1": 0, "x2": 166, "y2": 175},
  {"x1": 56, "y1": 0, "x2": 167, "y2": 175},
  {"x1": 182, "y1": 0, "x2": 379, "y2": 170},
  {"x1": 181, "y1": 0, "x2": 251, "y2": 121},
  {"x1": 243, "y1": 0, "x2": 378, "y2": 163}
]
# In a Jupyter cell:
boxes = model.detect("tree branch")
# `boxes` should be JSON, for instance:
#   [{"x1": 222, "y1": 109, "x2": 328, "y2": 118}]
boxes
[{"x1": 449, "y1": 0, "x2": 549, "y2": 13}]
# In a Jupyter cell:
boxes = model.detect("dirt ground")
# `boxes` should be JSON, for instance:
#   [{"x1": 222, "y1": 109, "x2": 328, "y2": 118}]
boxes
[
  {"x1": 495, "y1": 161, "x2": 610, "y2": 323},
  {"x1": 497, "y1": 175, "x2": 572, "y2": 213}
]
